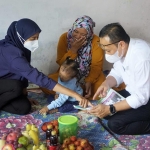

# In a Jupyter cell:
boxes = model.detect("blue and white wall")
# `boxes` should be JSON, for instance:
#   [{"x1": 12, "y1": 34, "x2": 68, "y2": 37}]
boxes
[{"x1": 0, "y1": 0, "x2": 150, "y2": 75}]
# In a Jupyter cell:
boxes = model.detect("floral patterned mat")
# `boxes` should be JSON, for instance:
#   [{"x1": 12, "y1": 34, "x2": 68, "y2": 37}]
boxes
[
  {"x1": 100, "y1": 114, "x2": 150, "y2": 150},
  {"x1": 0, "y1": 91, "x2": 139, "y2": 150}
]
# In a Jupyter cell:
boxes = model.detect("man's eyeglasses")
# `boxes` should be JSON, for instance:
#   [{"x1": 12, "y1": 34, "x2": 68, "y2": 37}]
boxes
[{"x1": 98, "y1": 41, "x2": 120, "y2": 50}]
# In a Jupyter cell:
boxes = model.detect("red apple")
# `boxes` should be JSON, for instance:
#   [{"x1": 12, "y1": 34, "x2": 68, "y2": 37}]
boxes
[
  {"x1": 47, "y1": 123, "x2": 53, "y2": 130},
  {"x1": 80, "y1": 139, "x2": 88, "y2": 148},
  {"x1": 74, "y1": 140, "x2": 80, "y2": 146},
  {"x1": 47, "y1": 121, "x2": 53, "y2": 126},
  {"x1": 41, "y1": 122, "x2": 48, "y2": 132},
  {"x1": 77, "y1": 138, "x2": 82, "y2": 142},
  {"x1": 52, "y1": 120, "x2": 58, "y2": 126},
  {"x1": 2, "y1": 144, "x2": 15, "y2": 150},
  {"x1": 6, "y1": 132, "x2": 18, "y2": 142},
  {"x1": 76, "y1": 146, "x2": 83, "y2": 150},
  {"x1": 70, "y1": 136, "x2": 77, "y2": 142},
  {"x1": 63, "y1": 138, "x2": 71, "y2": 145}
]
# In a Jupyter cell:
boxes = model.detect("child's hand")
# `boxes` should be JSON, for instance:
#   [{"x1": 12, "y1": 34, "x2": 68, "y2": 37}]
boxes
[{"x1": 39, "y1": 106, "x2": 49, "y2": 115}]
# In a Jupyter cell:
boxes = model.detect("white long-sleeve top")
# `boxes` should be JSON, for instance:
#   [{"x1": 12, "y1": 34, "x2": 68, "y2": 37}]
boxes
[{"x1": 108, "y1": 38, "x2": 150, "y2": 109}]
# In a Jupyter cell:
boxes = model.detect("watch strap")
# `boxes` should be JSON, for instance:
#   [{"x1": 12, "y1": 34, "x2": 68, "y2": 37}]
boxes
[{"x1": 110, "y1": 104, "x2": 116, "y2": 115}]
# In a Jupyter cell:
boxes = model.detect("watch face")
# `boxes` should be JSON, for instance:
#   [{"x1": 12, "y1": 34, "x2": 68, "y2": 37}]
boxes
[{"x1": 110, "y1": 105, "x2": 116, "y2": 114}]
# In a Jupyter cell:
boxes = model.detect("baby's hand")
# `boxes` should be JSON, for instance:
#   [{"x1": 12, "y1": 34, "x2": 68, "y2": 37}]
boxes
[{"x1": 39, "y1": 106, "x2": 49, "y2": 115}]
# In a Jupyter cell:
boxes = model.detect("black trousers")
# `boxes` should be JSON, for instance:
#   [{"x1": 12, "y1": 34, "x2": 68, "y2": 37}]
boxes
[
  {"x1": 0, "y1": 79, "x2": 31, "y2": 115},
  {"x1": 107, "y1": 90, "x2": 150, "y2": 135}
]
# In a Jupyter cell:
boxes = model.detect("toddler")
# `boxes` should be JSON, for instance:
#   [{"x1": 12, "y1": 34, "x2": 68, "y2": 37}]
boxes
[{"x1": 39, "y1": 57, "x2": 83, "y2": 114}]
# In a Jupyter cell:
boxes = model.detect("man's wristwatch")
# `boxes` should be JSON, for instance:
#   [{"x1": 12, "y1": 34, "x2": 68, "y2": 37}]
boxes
[{"x1": 109, "y1": 104, "x2": 116, "y2": 115}]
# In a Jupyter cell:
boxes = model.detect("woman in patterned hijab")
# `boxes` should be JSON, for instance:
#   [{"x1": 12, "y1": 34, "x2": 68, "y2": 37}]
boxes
[
  {"x1": 67, "y1": 16, "x2": 95, "y2": 79},
  {"x1": 42, "y1": 15, "x2": 105, "y2": 100}
]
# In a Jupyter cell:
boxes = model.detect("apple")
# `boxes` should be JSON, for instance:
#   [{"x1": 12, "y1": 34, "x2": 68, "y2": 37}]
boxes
[
  {"x1": 63, "y1": 138, "x2": 71, "y2": 145},
  {"x1": 41, "y1": 122, "x2": 48, "y2": 132},
  {"x1": 2, "y1": 144, "x2": 15, "y2": 150},
  {"x1": 68, "y1": 143, "x2": 75, "y2": 150},
  {"x1": 6, "y1": 132, "x2": 18, "y2": 142},
  {"x1": 76, "y1": 146, "x2": 83, "y2": 150},
  {"x1": 74, "y1": 140, "x2": 80, "y2": 146},
  {"x1": 80, "y1": 139, "x2": 88, "y2": 148},
  {"x1": 53, "y1": 128, "x2": 59, "y2": 135},
  {"x1": 52, "y1": 120, "x2": 58, "y2": 126},
  {"x1": 47, "y1": 124, "x2": 53, "y2": 130},
  {"x1": 76, "y1": 138, "x2": 82, "y2": 143},
  {"x1": 47, "y1": 122, "x2": 53, "y2": 127},
  {"x1": 70, "y1": 136, "x2": 77, "y2": 142}
]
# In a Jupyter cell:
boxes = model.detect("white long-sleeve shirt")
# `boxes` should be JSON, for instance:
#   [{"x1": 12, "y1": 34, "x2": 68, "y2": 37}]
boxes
[
  {"x1": 108, "y1": 38, "x2": 150, "y2": 109},
  {"x1": 47, "y1": 77, "x2": 83, "y2": 110}
]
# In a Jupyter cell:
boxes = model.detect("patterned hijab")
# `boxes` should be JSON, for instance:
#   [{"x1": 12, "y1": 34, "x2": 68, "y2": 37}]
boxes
[{"x1": 67, "y1": 15, "x2": 95, "y2": 79}]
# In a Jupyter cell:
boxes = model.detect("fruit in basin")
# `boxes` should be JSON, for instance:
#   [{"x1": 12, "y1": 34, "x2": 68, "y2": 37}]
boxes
[
  {"x1": 63, "y1": 138, "x2": 71, "y2": 145},
  {"x1": 41, "y1": 120, "x2": 59, "y2": 132},
  {"x1": 68, "y1": 143, "x2": 76, "y2": 150},
  {"x1": 80, "y1": 139, "x2": 88, "y2": 148},
  {"x1": 76, "y1": 146, "x2": 83, "y2": 150},
  {"x1": 60, "y1": 136, "x2": 94, "y2": 150},
  {"x1": 70, "y1": 136, "x2": 77, "y2": 142}
]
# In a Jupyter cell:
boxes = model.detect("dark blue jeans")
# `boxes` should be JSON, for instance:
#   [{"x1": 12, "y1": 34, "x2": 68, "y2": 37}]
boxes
[
  {"x1": 47, "y1": 95, "x2": 79, "y2": 113},
  {"x1": 107, "y1": 89, "x2": 150, "y2": 135}
]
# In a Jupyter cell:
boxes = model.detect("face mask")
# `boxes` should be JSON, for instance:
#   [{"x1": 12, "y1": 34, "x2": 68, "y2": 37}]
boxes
[
  {"x1": 17, "y1": 31, "x2": 39, "y2": 52},
  {"x1": 24, "y1": 40, "x2": 39, "y2": 52},
  {"x1": 105, "y1": 49, "x2": 123, "y2": 63}
]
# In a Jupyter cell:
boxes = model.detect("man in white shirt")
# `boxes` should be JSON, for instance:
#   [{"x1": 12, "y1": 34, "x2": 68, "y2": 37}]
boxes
[{"x1": 88, "y1": 23, "x2": 150, "y2": 135}]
